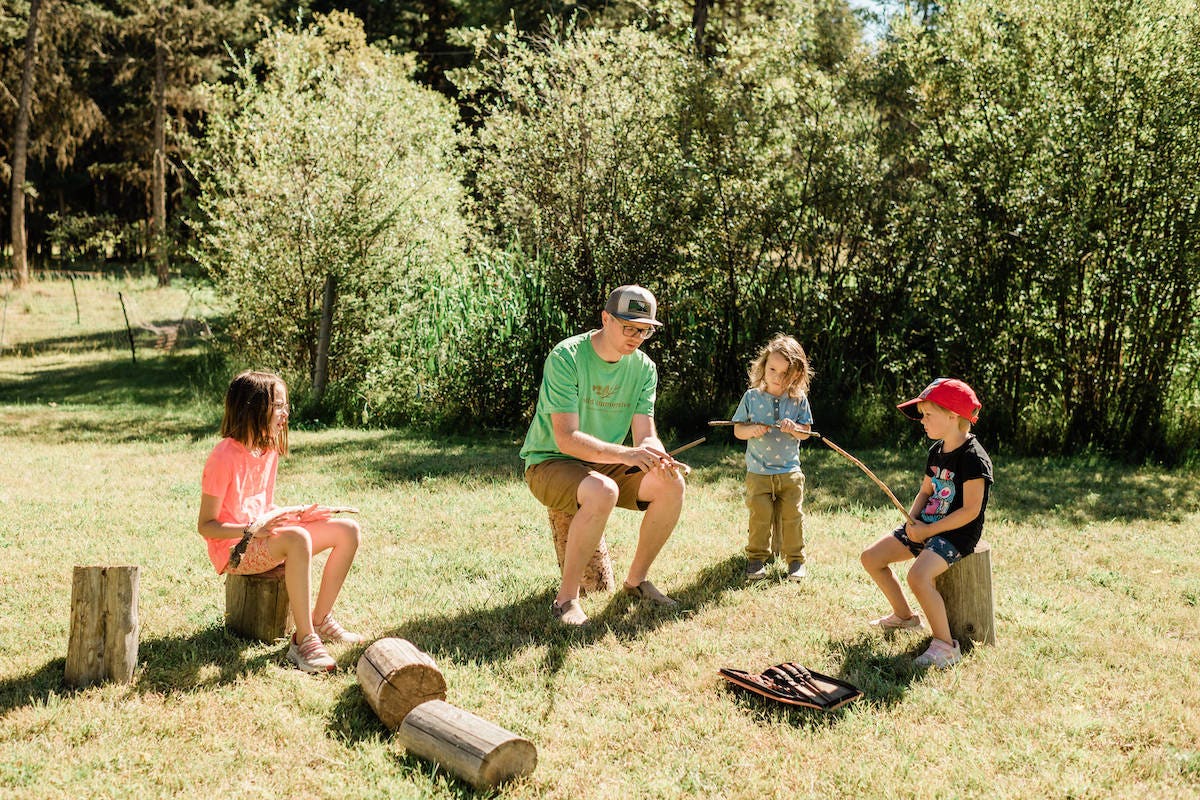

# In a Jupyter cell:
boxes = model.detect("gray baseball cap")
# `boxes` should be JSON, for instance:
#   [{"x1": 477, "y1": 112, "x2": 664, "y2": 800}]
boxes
[{"x1": 604, "y1": 285, "x2": 662, "y2": 326}]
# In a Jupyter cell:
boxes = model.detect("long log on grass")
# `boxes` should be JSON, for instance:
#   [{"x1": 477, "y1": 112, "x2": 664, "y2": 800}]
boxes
[{"x1": 398, "y1": 700, "x2": 537, "y2": 790}]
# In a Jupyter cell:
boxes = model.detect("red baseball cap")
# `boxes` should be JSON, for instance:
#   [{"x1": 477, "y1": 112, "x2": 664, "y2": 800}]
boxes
[{"x1": 897, "y1": 378, "x2": 981, "y2": 423}]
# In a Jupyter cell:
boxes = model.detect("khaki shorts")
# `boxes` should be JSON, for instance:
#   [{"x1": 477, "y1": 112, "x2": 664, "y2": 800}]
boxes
[{"x1": 525, "y1": 459, "x2": 650, "y2": 515}]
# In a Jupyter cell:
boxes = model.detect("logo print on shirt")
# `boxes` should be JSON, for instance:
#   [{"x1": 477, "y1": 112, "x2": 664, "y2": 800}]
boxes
[
  {"x1": 592, "y1": 384, "x2": 617, "y2": 399},
  {"x1": 921, "y1": 466, "x2": 955, "y2": 521}
]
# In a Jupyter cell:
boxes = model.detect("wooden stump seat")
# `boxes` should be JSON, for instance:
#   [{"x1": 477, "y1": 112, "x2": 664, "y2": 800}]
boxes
[
  {"x1": 547, "y1": 508, "x2": 615, "y2": 595},
  {"x1": 225, "y1": 564, "x2": 292, "y2": 642},
  {"x1": 65, "y1": 565, "x2": 140, "y2": 687},
  {"x1": 935, "y1": 540, "x2": 996, "y2": 647}
]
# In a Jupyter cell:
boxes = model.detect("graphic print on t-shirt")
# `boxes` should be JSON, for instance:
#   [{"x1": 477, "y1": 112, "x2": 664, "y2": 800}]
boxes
[
  {"x1": 585, "y1": 382, "x2": 629, "y2": 411},
  {"x1": 921, "y1": 466, "x2": 955, "y2": 521}
]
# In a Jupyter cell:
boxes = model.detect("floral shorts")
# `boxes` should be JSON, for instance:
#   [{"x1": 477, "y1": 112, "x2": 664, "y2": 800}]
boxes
[{"x1": 223, "y1": 535, "x2": 285, "y2": 576}]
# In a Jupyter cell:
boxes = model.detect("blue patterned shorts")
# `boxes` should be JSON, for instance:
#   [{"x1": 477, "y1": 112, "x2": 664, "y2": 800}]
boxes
[{"x1": 891, "y1": 525, "x2": 964, "y2": 566}]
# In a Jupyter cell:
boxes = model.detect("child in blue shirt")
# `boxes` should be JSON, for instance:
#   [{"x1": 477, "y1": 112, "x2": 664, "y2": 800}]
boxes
[{"x1": 732, "y1": 334, "x2": 814, "y2": 582}]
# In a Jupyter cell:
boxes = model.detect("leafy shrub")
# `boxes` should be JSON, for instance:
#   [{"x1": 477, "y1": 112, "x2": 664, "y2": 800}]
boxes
[{"x1": 189, "y1": 11, "x2": 468, "y2": 422}]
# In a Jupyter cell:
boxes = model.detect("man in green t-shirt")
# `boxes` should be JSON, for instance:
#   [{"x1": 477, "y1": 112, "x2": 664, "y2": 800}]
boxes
[{"x1": 520, "y1": 285, "x2": 688, "y2": 626}]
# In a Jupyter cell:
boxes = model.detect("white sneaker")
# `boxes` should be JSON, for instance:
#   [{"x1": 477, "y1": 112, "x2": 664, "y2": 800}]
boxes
[
  {"x1": 914, "y1": 638, "x2": 962, "y2": 668},
  {"x1": 288, "y1": 632, "x2": 336, "y2": 673},
  {"x1": 314, "y1": 613, "x2": 364, "y2": 644}
]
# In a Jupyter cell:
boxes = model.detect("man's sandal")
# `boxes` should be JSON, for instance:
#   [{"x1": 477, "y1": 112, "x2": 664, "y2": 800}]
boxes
[{"x1": 623, "y1": 580, "x2": 679, "y2": 608}]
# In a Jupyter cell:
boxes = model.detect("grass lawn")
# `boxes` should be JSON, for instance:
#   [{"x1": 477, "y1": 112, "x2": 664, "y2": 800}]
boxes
[{"x1": 1, "y1": 277, "x2": 1199, "y2": 799}]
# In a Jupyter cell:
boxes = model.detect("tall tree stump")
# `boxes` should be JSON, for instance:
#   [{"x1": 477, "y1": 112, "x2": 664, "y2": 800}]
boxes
[
  {"x1": 225, "y1": 565, "x2": 292, "y2": 642},
  {"x1": 935, "y1": 540, "x2": 995, "y2": 646},
  {"x1": 398, "y1": 700, "x2": 537, "y2": 790},
  {"x1": 357, "y1": 638, "x2": 448, "y2": 730},
  {"x1": 65, "y1": 565, "x2": 140, "y2": 687},
  {"x1": 548, "y1": 508, "x2": 615, "y2": 595}
]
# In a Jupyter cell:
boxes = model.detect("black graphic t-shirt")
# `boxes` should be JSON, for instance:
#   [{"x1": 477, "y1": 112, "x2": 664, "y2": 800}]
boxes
[{"x1": 919, "y1": 435, "x2": 994, "y2": 554}]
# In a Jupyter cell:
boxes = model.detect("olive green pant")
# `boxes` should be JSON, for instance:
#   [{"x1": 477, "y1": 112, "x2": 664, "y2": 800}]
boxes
[{"x1": 744, "y1": 470, "x2": 806, "y2": 564}]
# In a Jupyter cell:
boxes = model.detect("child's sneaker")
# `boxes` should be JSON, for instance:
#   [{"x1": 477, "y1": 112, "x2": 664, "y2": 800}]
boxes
[
  {"x1": 786, "y1": 561, "x2": 807, "y2": 581},
  {"x1": 745, "y1": 560, "x2": 767, "y2": 581},
  {"x1": 314, "y1": 613, "x2": 364, "y2": 644},
  {"x1": 288, "y1": 632, "x2": 336, "y2": 673},
  {"x1": 914, "y1": 638, "x2": 962, "y2": 668},
  {"x1": 868, "y1": 612, "x2": 922, "y2": 630}
]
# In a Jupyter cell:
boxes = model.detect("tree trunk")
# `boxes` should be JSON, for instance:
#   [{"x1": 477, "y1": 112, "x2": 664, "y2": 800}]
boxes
[
  {"x1": 151, "y1": 10, "x2": 169, "y2": 286},
  {"x1": 313, "y1": 273, "x2": 336, "y2": 405},
  {"x1": 9, "y1": 0, "x2": 44, "y2": 290},
  {"x1": 692, "y1": 0, "x2": 710, "y2": 54}
]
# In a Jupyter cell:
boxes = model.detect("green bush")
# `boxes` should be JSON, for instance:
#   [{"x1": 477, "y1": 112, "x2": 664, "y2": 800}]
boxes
[{"x1": 188, "y1": 11, "x2": 468, "y2": 423}]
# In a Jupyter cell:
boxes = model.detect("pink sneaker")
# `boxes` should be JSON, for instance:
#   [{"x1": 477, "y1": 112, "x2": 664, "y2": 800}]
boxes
[
  {"x1": 288, "y1": 632, "x2": 336, "y2": 673},
  {"x1": 914, "y1": 638, "x2": 962, "y2": 668},
  {"x1": 868, "y1": 613, "x2": 922, "y2": 630},
  {"x1": 314, "y1": 613, "x2": 364, "y2": 644}
]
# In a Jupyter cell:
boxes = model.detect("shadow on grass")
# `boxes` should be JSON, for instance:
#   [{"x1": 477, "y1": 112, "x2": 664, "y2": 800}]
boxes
[
  {"x1": 386, "y1": 555, "x2": 745, "y2": 668},
  {"x1": 296, "y1": 432, "x2": 525, "y2": 485},
  {"x1": 0, "y1": 347, "x2": 216, "y2": 408},
  {"x1": 134, "y1": 625, "x2": 287, "y2": 693},
  {"x1": 0, "y1": 626, "x2": 282, "y2": 718},
  {"x1": 322, "y1": 557, "x2": 748, "y2": 747}
]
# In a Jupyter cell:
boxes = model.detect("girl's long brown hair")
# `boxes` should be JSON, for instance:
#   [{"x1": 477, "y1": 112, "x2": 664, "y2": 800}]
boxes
[
  {"x1": 748, "y1": 334, "x2": 813, "y2": 399},
  {"x1": 220, "y1": 370, "x2": 288, "y2": 455}
]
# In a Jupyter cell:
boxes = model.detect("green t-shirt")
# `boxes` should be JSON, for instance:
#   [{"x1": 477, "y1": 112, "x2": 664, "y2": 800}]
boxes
[{"x1": 520, "y1": 331, "x2": 657, "y2": 468}]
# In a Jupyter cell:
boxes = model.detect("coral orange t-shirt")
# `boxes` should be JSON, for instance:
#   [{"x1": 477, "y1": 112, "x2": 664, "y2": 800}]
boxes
[{"x1": 200, "y1": 437, "x2": 278, "y2": 573}]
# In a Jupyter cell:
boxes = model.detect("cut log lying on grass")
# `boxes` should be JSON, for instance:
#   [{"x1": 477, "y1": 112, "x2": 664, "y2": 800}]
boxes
[
  {"x1": 357, "y1": 638, "x2": 448, "y2": 730},
  {"x1": 225, "y1": 564, "x2": 292, "y2": 642},
  {"x1": 65, "y1": 565, "x2": 140, "y2": 687},
  {"x1": 398, "y1": 700, "x2": 537, "y2": 790}
]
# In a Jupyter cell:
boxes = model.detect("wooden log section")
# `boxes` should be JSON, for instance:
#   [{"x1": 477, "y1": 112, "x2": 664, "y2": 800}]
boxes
[
  {"x1": 225, "y1": 564, "x2": 292, "y2": 643},
  {"x1": 357, "y1": 638, "x2": 448, "y2": 730},
  {"x1": 398, "y1": 700, "x2": 537, "y2": 790},
  {"x1": 548, "y1": 508, "x2": 615, "y2": 595},
  {"x1": 935, "y1": 540, "x2": 996, "y2": 646},
  {"x1": 65, "y1": 565, "x2": 140, "y2": 687}
]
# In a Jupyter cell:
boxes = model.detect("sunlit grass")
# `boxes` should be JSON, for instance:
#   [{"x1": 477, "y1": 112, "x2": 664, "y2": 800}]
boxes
[{"x1": 1, "y1": 278, "x2": 1198, "y2": 799}]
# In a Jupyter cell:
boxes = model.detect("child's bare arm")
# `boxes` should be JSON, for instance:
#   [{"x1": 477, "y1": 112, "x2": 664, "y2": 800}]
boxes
[
  {"x1": 733, "y1": 422, "x2": 770, "y2": 439},
  {"x1": 908, "y1": 476, "x2": 934, "y2": 521}
]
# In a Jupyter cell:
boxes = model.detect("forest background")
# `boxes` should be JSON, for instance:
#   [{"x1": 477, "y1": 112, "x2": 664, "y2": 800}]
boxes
[{"x1": 3, "y1": 0, "x2": 1198, "y2": 464}]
